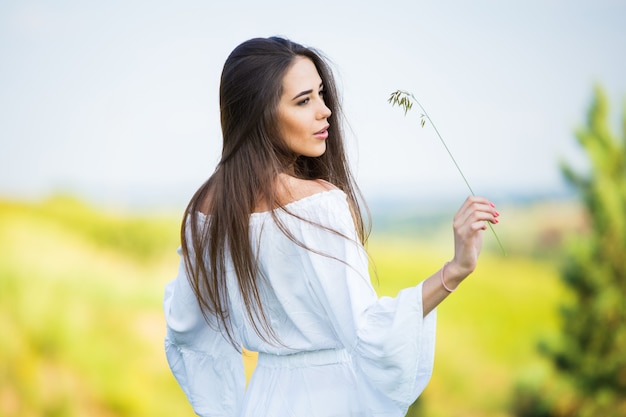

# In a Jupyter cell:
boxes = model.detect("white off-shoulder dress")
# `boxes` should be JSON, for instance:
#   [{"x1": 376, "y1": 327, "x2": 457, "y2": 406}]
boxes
[{"x1": 163, "y1": 189, "x2": 437, "y2": 417}]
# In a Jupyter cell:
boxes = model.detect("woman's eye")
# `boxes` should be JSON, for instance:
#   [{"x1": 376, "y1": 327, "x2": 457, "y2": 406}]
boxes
[{"x1": 297, "y1": 98, "x2": 310, "y2": 106}]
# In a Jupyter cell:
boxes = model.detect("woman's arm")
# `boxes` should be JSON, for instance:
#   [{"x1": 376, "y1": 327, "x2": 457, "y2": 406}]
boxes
[
  {"x1": 164, "y1": 247, "x2": 246, "y2": 416},
  {"x1": 422, "y1": 196, "x2": 500, "y2": 316}
]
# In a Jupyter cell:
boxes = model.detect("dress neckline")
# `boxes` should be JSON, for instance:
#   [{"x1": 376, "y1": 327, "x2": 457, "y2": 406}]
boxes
[
  {"x1": 250, "y1": 189, "x2": 345, "y2": 218},
  {"x1": 193, "y1": 189, "x2": 346, "y2": 221}
]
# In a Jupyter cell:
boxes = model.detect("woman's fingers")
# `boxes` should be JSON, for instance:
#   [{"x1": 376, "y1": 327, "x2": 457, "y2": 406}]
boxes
[
  {"x1": 451, "y1": 196, "x2": 500, "y2": 276},
  {"x1": 454, "y1": 196, "x2": 499, "y2": 232}
]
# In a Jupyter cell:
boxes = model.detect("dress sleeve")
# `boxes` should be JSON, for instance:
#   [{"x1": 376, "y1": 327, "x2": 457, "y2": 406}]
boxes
[
  {"x1": 163, "y1": 247, "x2": 245, "y2": 417},
  {"x1": 296, "y1": 193, "x2": 437, "y2": 415}
]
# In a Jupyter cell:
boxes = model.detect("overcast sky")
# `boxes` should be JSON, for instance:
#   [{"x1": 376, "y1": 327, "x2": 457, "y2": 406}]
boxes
[{"x1": 1, "y1": 0, "x2": 625, "y2": 209}]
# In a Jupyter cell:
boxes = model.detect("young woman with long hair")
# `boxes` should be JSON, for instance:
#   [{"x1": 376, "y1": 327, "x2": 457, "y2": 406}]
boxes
[{"x1": 163, "y1": 36, "x2": 499, "y2": 417}]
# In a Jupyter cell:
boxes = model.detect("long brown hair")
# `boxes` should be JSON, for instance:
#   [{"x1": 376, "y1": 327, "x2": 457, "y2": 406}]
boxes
[{"x1": 181, "y1": 37, "x2": 369, "y2": 348}]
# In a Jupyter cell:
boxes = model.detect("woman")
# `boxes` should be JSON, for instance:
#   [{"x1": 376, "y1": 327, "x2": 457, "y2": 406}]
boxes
[{"x1": 163, "y1": 36, "x2": 499, "y2": 417}]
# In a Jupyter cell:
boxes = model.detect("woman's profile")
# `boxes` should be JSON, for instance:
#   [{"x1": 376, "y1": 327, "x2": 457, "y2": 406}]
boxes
[{"x1": 163, "y1": 36, "x2": 499, "y2": 417}]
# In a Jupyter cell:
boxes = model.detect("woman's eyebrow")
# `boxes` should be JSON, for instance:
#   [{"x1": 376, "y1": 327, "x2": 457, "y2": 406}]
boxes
[
  {"x1": 291, "y1": 89, "x2": 312, "y2": 101},
  {"x1": 291, "y1": 83, "x2": 324, "y2": 101}
]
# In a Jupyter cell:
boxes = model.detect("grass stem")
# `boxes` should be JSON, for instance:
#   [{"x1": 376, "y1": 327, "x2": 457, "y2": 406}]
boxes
[{"x1": 388, "y1": 90, "x2": 506, "y2": 256}]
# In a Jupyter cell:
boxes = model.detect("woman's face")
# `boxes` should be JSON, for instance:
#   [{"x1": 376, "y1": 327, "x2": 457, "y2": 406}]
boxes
[{"x1": 277, "y1": 56, "x2": 332, "y2": 158}]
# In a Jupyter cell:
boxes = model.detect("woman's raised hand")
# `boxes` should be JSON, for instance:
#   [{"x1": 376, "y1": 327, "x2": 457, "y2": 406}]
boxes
[{"x1": 447, "y1": 196, "x2": 500, "y2": 286}]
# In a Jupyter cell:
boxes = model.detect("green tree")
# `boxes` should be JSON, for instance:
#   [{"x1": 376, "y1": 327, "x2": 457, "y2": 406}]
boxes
[{"x1": 513, "y1": 86, "x2": 626, "y2": 416}]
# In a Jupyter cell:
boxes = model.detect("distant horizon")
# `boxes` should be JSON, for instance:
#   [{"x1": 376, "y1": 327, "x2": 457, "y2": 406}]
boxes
[{"x1": 0, "y1": 176, "x2": 578, "y2": 214}]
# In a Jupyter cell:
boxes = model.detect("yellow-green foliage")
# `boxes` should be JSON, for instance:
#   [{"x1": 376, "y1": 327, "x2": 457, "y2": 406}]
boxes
[
  {"x1": 0, "y1": 196, "x2": 567, "y2": 417},
  {"x1": 0, "y1": 197, "x2": 191, "y2": 417}
]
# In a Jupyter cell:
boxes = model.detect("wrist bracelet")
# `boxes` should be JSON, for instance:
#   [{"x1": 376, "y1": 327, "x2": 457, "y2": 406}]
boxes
[{"x1": 441, "y1": 261, "x2": 457, "y2": 292}]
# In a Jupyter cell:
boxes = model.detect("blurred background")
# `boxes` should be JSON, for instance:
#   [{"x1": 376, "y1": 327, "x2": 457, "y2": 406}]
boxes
[{"x1": 1, "y1": 1, "x2": 625, "y2": 416}]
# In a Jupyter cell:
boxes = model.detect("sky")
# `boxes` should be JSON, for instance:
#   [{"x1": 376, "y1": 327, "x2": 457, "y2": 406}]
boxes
[{"x1": 1, "y1": 0, "x2": 625, "y2": 210}]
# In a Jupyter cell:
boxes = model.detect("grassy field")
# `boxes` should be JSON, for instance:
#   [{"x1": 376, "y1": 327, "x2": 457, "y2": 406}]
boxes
[
  {"x1": 0, "y1": 195, "x2": 574, "y2": 416},
  {"x1": 368, "y1": 237, "x2": 563, "y2": 417}
]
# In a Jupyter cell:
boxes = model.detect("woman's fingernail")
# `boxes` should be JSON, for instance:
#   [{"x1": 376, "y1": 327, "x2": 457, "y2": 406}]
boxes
[
  {"x1": 490, "y1": 202, "x2": 495, "y2": 208},
  {"x1": 494, "y1": 218, "x2": 499, "y2": 224},
  {"x1": 495, "y1": 210, "x2": 500, "y2": 216}
]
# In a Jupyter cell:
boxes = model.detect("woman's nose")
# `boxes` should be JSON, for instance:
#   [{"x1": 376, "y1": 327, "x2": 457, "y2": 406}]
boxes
[{"x1": 318, "y1": 102, "x2": 332, "y2": 119}]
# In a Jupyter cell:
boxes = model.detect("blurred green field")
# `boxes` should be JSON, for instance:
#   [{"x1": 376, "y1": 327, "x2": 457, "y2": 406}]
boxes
[{"x1": 0, "y1": 195, "x2": 576, "y2": 417}]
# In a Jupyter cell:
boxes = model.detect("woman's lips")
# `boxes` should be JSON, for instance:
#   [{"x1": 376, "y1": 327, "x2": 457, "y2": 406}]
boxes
[{"x1": 314, "y1": 125, "x2": 330, "y2": 139}]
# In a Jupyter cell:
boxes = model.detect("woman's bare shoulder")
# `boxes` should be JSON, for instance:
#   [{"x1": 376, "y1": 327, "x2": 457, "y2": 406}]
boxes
[{"x1": 277, "y1": 174, "x2": 338, "y2": 205}]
